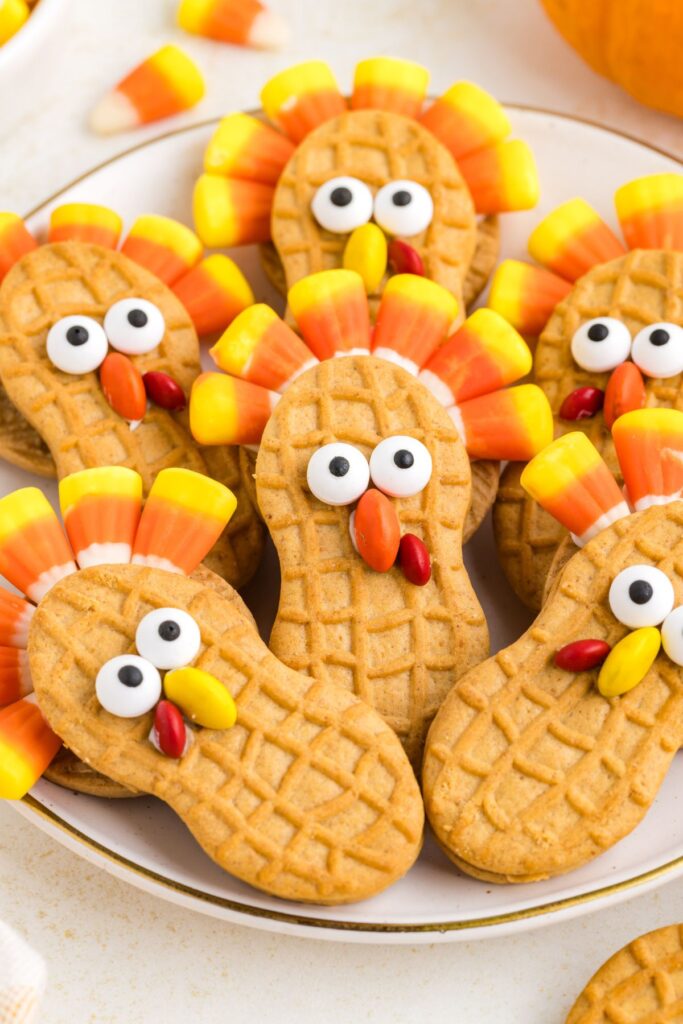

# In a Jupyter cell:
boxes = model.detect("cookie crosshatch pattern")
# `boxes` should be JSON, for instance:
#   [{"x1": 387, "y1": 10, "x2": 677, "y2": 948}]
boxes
[
  {"x1": 0, "y1": 465, "x2": 423, "y2": 905},
  {"x1": 0, "y1": 205, "x2": 263, "y2": 588},
  {"x1": 193, "y1": 56, "x2": 540, "y2": 315}
]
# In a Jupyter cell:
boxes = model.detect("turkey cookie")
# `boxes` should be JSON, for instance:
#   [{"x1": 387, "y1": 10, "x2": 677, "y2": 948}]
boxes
[
  {"x1": 424, "y1": 408, "x2": 683, "y2": 883},
  {"x1": 0, "y1": 205, "x2": 262, "y2": 587},
  {"x1": 491, "y1": 173, "x2": 683, "y2": 609},
  {"x1": 0, "y1": 465, "x2": 423, "y2": 904},
  {"x1": 193, "y1": 56, "x2": 540, "y2": 315},
  {"x1": 565, "y1": 923, "x2": 683, "y2": 1023},
  {"x1": 191, "y1": 269, "x2": 552, "y2": 763}
]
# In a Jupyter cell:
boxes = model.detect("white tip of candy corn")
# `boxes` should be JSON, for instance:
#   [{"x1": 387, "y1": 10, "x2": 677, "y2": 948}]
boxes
[
  {"x1": 89, "y1": 92, "x2": 138, "y2": 136},
  {"x1": 249, "y1": 8, "x2": 290, "y2": 49}
]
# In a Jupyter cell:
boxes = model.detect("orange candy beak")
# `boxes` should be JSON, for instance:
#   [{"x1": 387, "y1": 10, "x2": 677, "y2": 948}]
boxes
[
  {"x1": 352, "y1": 489, "x2": 401, "y2": 573},
  {"x1": 603, "y1": 362, "x2": 647, "y2": 430}
]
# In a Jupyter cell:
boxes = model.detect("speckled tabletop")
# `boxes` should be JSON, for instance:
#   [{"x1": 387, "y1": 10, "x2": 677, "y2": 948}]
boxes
[{"x1": 2, "y1": 1, "x2": 683, "y2": 1022}]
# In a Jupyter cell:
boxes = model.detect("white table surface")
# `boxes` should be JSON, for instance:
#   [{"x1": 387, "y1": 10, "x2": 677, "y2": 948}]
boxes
[{"x1": 2, "y1": 1, "x2": 683, "y2": 1021}]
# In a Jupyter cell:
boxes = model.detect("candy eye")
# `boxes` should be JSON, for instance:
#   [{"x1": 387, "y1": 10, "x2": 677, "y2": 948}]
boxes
[
  {"x1": 369, "y1": 435, "x2": 432, "y2": 497},
  {"x1": 570, "y1": 317, "x2": 631, "y2": 373},
  {"x1": 311, "y1": 177, "x2": 373, "y2": 234},
  {"x1": 631, "y1": 321, "x2": 683, "y2": 378},
  {"x1": 608, "y1": 564, "x2": 675, "y2": 629},
  {"x1": 306, "y1": 442, "x2": 370, "y2": 506},
  {"x1": 373, "y1": 180, "x2": 434, "y2": 237},
  {"x1": 661, "y1": 606, "x2": 683, "y2": 666},
  {"x1": 135, "y1": 607, "x2": 201, "y2": 670},
  {"x1": 104, "y1": 298, "x2": 165, "y2": 355},
  {"x1": 46, "y1": 315, "x2": 108, "y2": 374},
  {"x1": 95, "y1": 654, "x2": 162, "y2": 718}
]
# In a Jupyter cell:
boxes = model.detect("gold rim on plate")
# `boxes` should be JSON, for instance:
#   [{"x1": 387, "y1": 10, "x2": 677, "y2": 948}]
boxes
[{"x1": 16, "y1": 106, "x2": 683, "y2": 935}]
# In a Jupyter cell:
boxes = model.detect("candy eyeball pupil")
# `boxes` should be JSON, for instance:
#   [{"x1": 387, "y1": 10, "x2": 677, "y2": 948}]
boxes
[
  {"x1": 128, "y1": 308, "x2": 148, "y2": 328},
  {"x1": 587, "y1": 323, "x2": 609, "y2": 342},
  {"x1": 66, "y1": 325, "x2": 89, "y2": 346},
  {"x1": 392, "y1": 190, "x2": 412, "y2": 207},
  {"x1": 650, "y1": 328, "x2": 670, "y2": 346},
  {"x1": 629, "y1": 580, "x2": 653, "y2": 604},
  {"x1": 329, "y1": 455, "x2": 350, "y2": 477},
  {"x1": 118, "y1": 664, "x2": 143, "y2": 688},
  {"x1": 330, "y1": 187, "x2": 352, "y2": 207},
  {"x1": 394, "y1": 449, "x2": 414, "y2": 469},
  {"x1": 158, "y1": 620, "x2": 181, "y2": 641}
]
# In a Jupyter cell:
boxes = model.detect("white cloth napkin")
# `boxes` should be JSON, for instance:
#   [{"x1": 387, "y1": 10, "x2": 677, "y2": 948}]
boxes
[{"x1": 0, "y1": 922, "x2": 45, "y2": 1024}]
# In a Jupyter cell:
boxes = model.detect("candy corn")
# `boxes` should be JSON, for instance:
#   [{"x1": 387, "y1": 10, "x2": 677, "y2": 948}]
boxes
[
  {"x1": 372, "y1": 275, "x2": 457, "y2": 374},
  {"x1": 177, "y1": 0, "x2": 289, "y2": 50},
  {"x1": 612, "y1": 408, "x2": 683, "y2": 511},
  {"x1": 189, "y1": 372, "x2": 276, "y2": 446},
  {"x1": 288, "y1": 270, "x2": 371, "y2": 359},
  {"x1": 193, "y1": 174, "x2": 274, "y2": 248},
  {"x1": 528, "y1": 199, "x2": 625, "y2": 282},
  {"x1": 210, "y1": 305, "x2": 317, "y2": 392},
  {"x1": 203, "y1": 113, "x2": 294, "y2": 183},
  {"x1": 418, "y1": 308, "x2": 532, "y2": 407},
  {"x1": 172, "y1": 255, "x2": 254, "y2": 336},
  {"x1": 0, "y1": 588, "x2": 33, "y2": 648},
  {"x1": 260, "y1": 61, "x2": 346, "y2": 143},
  {"x1": 615, "y1": 174, "x2": 683, "y2": 251},
  {"x1": 0, "y1": 696, "x2": 61, "y2": 799},
  {"x1": 521, "y1": 432, "x2": 630, "y2": 545},
  {"x1": 420, "y1": 81, "x2": 511, "y2": 161},
  {"x1": 59, "y1": 467, "x2": 143, "y2": 568},
  {"x1": 457, "y1": 140, "x2": 540, "y2": 214},
  {"x1": 100, "y1": 353, "x2": 147, "y2": 422},
  {"x1": 89, "y1": 45, "x2": 205, "y2": 136},
  {"x1": 0, "y1": 0, "x2": 28, "y2": 46},
  {"x1": 0, "y1": 488, "x2": 76, "y2": 603},
  {"x1": 343, "y1": 223, "x2": 388, "y2": 294},
  {"x1": 120, "y1": 215, "x2": 202, "y2": 286},
  {"x1": 488, "y1": 259, "x2": 572, "y2": 336},
  {"x1": 0, "y1": 648, "x2": 30, "y2": 706},
  {"x1": 351, "y1": 57, "x2": 429, "y2": 119},
  {"x1": 450, "y1": 384, "x2": 553, "y2": 462},
  {"x1": 48, "y1": 203, "x2": 123, "y2": 249},
  {"x1": 164, "y1": 666, "x2": 237, "y2": 729},
  {"x1": 0, "y1": 213, "x2": 37, "y2": 283},
  {"x1": 132, "y1": 468, "x2": 237, "y2": 575}
]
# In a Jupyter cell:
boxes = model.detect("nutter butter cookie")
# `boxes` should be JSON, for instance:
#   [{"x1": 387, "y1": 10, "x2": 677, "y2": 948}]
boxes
[
  {"x1": 190, "y1": 268, "x2": 552, "y2": 763},
  {"x1": 424, "y1": 407, "x2": 683, "y2": 882},
  {"x1": 0, "y1": 204, "x2": 262, "y2": 588},
  {"x1": 0, "y1": 465, "x2": 423, "y2": 903}
]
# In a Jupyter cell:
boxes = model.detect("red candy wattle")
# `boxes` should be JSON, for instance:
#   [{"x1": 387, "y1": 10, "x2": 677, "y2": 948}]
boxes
[
  {"x1": 388, "y1": 239, "x2": 425, "y2": 277},
  {"x1": 143, "y1": 371, "x2": 187, "y2": 411},
  {"x1": 555, "y1": 639, "x2": 611, "y2": 672},
  {"x1": 559, "y1": 386, "x2": 605, "y2": 421},
  {"x1": 397, "y1": 534, "x2": 431, "y2": 586},
  {"x1": 153, "y1": 700, "x2": 187, "y2": 759}
]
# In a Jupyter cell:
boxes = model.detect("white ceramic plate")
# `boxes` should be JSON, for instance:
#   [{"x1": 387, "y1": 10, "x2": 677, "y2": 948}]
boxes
[{"x1": 10, "y1": 108, "x2": 683, "y2": 943}]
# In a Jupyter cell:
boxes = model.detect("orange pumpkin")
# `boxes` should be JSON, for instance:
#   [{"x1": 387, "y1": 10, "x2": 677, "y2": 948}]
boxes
[{"x1": 540, "y1": 0, "x2": 683, "y2": 119}]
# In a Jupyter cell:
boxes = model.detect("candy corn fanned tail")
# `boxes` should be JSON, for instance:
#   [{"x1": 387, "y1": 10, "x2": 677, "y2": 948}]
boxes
[
  {"x1": 0, "y1": 213, "x2": 37, "y2": 283},
  {"x1": 90, "y1": 45, "x2": 205, "y2": 136},
  {"x1": 288, "y1": 270, "x2": 371, "y2": 359},
  {"x1": 528, "y1": 198, "x2": 625, "y2": 281},
  {"x1": 48, "y1": 204, "x2": 123, "y2": 249},
  {"x1": 450, "y1": 384, "x2": 553, "y2": 462},
  {"x1": 210, "y1": 304, "x2": 317, "y2": 392},
  {"x1": 0, "y1": 697, "x2": 61, "y2": 800},
  {"x1": 351, "y1": 58, "x2": 429, "y2": 119},
  {"x1": 172, "y1": 255, "x2": 254, "y2": 336},
  {"x1": 616, "y1": 174, "x2": 683, "y2": 251},
  {"x1": 372, "y1": 275, "x2": 458, "y2": 374},
  {"x1": 190, "y1": 373, "x2": 277, "y2": 446},
  {"x1": 132, "y1": 468, "x2": 237, "y2": 575},
  {"x1": 121, "y1": 214, "x2": 203, "y2": 286},
  {"x1": 521, "y1": 432, "x2": 630, "y2": 545}
]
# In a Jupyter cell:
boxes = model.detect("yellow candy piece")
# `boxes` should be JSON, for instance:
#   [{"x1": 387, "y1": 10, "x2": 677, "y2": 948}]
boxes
[
  {"x1": 0, "y1": 0, "x2": 29, "y2": 46},
  {"x1": 342, "y1": 223, "x2": 387, "y2": 293},
  {"x1": 164, "y1": 666, "x2": 237, "y2": 730},
  {"x1": 597, "y1": 627, "x2": 661, "y2": 698}
]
